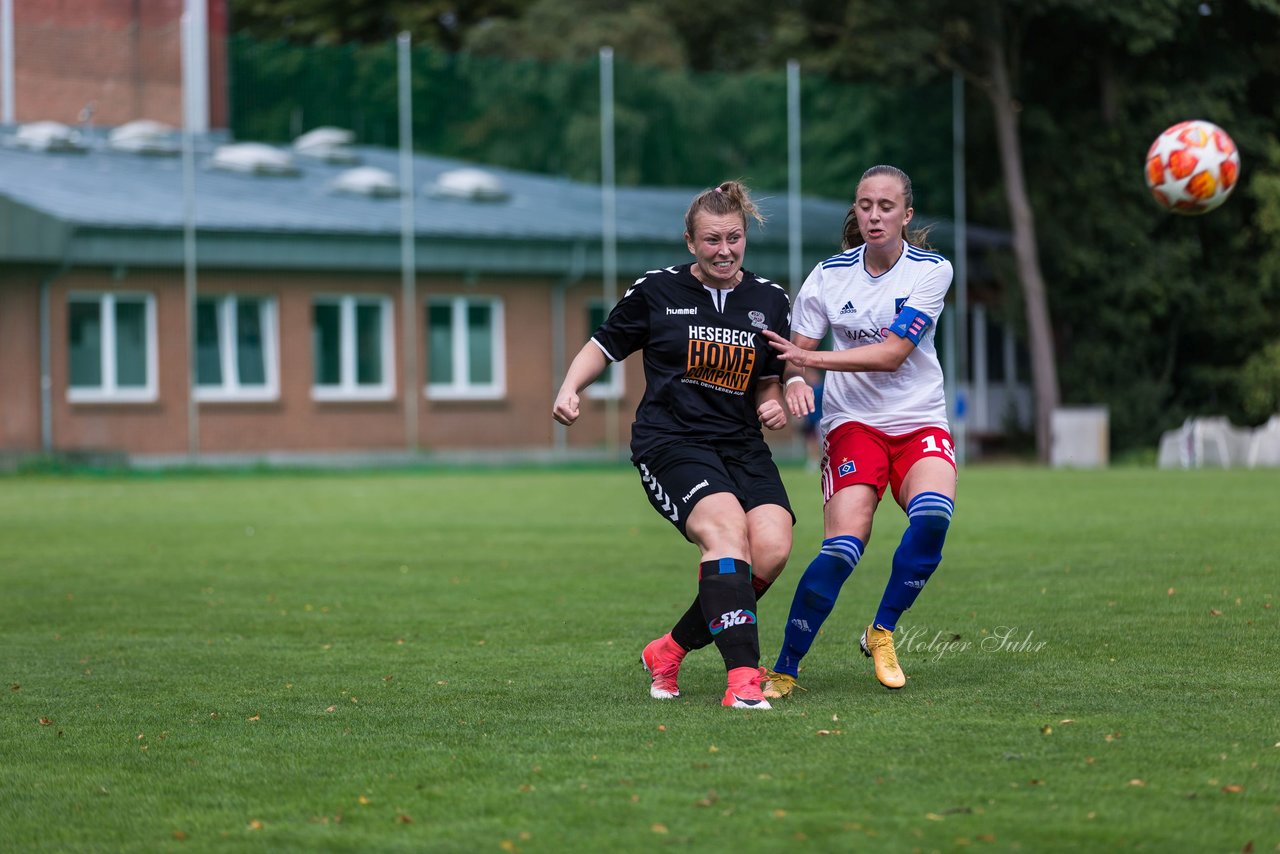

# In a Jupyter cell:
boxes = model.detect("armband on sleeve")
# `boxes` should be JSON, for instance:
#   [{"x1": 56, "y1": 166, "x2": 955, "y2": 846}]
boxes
[{"x1": 889, "y1": 305, "x2": 933, "y2": 345}]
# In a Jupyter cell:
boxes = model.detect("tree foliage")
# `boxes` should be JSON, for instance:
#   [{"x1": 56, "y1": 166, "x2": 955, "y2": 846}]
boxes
[{"x1": 229, "y1": 0, "x2": 1280, "y2": 451}]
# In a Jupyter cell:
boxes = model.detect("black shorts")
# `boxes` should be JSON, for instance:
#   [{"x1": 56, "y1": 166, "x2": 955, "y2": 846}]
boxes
[{"x1": 634, "y1": 438, "x2": 794, "y2": 540}]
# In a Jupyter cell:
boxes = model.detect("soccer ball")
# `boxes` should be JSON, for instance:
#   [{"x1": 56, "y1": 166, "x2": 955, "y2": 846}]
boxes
[{"x1": 1144, "y1": 120, "x2": 1240, "y2": 215}]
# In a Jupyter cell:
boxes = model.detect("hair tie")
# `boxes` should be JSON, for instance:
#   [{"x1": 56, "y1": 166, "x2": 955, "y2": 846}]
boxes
[{"x1": 714, "y1": 187, "x2": 723, "y2": 193}]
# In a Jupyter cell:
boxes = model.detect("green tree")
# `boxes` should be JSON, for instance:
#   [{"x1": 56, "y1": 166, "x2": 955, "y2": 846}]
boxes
[{"x1": 231, "y1": 0, "x2": 532, "y2": 50}]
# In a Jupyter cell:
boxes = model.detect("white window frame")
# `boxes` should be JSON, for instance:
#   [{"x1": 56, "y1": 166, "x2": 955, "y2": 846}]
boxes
[
  {"x1": 310, "y1": 294, "x2": 395, "y2": 402},
  {"x1": 425, "y1": 296, "x2": 506, "y2": 401},
  {"x1": 194, "y1": 295, "x2": 280, "y2": 402},
  {"x1": 584, "y1": 298, "x2": 625, "y2": 400},
  {"x1": 67, "y1": 292, "x2": 158, "y2": 404}
]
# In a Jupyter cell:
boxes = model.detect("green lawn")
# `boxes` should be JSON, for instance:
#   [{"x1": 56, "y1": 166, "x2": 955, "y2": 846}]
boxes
[{"x1": 1, "y1": 466, "x2": 1277, "y2": 852}]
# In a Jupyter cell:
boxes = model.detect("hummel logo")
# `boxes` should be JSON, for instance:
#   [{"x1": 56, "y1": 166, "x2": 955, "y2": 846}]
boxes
[
  {"x1": 839, "y1": 301, "x2": 856, "y2": 315},
  {"x1": 666, "y1": 307, "x2": 697, "y2": 315}
]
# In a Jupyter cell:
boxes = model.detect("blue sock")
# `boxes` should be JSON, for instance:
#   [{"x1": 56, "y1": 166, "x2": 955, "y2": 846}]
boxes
[
  {"x1": 773, "y1": 535, "x2": 864, "y2": 676},
  {"x1": 874, "y1": 492, "x2": 953, "y2": 631}
]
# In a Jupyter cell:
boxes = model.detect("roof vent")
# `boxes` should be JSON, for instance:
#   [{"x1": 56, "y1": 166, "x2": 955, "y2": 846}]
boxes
[
  {"x1": 210, "y1": 142, "x2": 300, "y2": 176},
  {"x1": 293, "y1": 126, "x2": 360, "y2": 164},
  {"x1": 331, "y1": 166, "x2": 400, "y2": 198},
  {"x1": 108, "y1": 120, "x2": 179, "y2": 155},
  {"x1": 430, "y1": 167, "x2": 510, "y2": 202},
  {"x1": 13, "y1": 121, "x2": 87, "y2": 153}
]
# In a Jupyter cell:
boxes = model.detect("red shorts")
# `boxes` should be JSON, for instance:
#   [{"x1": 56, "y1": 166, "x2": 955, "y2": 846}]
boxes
[{"x1": 821, "y1": 422, "x2": 956, "y2": 504}]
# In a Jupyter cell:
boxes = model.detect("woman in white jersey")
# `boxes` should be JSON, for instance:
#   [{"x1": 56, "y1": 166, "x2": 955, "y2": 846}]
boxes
[{"x1": 760, "y1": 165, "x2": 957, "y2": 695}]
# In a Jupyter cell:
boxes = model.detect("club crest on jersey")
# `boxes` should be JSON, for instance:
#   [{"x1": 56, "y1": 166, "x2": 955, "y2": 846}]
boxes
[
  {"x1": 709, "y1": 609, "x2": 757, "y2": 635},
  {"x1": 838, "y1": 459, "x2": 856, "y2": 477},
  {"x1": 748, "y1": 310, "x2": 767, "y2": 330},
  {"x1": 894, "y1": 298, "x2": 908, "y2": 314}
]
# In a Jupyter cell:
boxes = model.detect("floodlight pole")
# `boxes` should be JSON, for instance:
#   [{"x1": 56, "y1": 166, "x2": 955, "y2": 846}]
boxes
[
  {"x1": 952, "y1": 71, "x2": 969, "y2": 466},
  {"x1": 1, "y1": 0, "x2": 14, "y2": 124},
  {"x1": 787, "y1": 60, "x2": 802, "y2": 301},
  {"x1": 180, "y1": 6, "x2": 199, "y2": 460},
  {"x1": 600, "y1": 46, "x2": 619, "y2": 459},
  {"x1": 398, "y1": 31, "x2": 419, "y2": 453}
]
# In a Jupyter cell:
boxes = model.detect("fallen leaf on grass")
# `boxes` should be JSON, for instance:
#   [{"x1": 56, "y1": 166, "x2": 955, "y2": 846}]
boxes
[
  {"x1": 358, "y1": 795, "x2": 371, "y2": 805},
  {"x1": 1221, "y1": 784, "x2": 1244, "y2": 794},
  {"x1": 925, "y1": 813, "x2": 945, "y2": 821},
  {"x1": 657, "y1": 725, "x2": 666, "y2": 732},
  {"x1": 1209, "y1": 609, "x2": 1223, "y2": 617},
  {"x1": 10, "y1": 683, "x2": 19, "y2": 692},
  {"x1": 247, "y1": 714, "x2": 260, "y2": 721},
  {"x1": 694, "y1": 791, "x2": 719, "y2": 808},
  {"x1": 1040, "y1": 725, "x2": 1053, "y2": 735},
  {"x1": 396, "y1": 814, "x2": 413, "y2": 824},
  {"x1": 1059, "y1": 719, "x2": 1075, "y2": 725},
  {"x1": 325, "y1": 706, "x2": 337, "y2": 713},
  {"x1": 651, "y1": 823, "x2": 669, "y2": 834},
  {"x1": 38, "y1": 718, "x2": 53, "y2": 726},
  {"x1": 248, "y1": 820, "x2": 263, "y2": 830},
  {"x1": 816, "y1": 730, "x2": 843, "y2": 736},
  {"x1": 500, "y1": 841, "x2": 518, "y2": 853},
  {"x1": 773, "y1": 809, "x2": 787, "y2": 818},
  {"x1": 172, "y1": 831, "x2": 187, "y2": 841},
  {"x1": 1127, "y1": 779, "x2": 1145, "y2": 787},
  {"x1": 708, "y1": 745, "x2": 719, "y2": 753}
]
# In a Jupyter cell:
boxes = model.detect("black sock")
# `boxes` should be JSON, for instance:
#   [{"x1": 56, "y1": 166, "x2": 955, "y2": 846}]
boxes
[
  {"x1": 671, "y1": 573, "x2": 773, "y2": 651},
  {"x1": 694, "y1": 558, "x2": 759, "y2": 671}
]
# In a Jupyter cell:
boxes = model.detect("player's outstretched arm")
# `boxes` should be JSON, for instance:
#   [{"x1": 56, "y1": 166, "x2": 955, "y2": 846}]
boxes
[
  {"x1": 553, "y1": 343, "x2": 610, "y2": 426},
  {"x1": 764, "y1": 329, "x2": 914, "y2": 375}
]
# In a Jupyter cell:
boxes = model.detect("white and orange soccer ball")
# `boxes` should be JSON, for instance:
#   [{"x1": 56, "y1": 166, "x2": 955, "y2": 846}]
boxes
[{"x1": 1144, "y1": 120, "x2": 1241, "y2": 215}]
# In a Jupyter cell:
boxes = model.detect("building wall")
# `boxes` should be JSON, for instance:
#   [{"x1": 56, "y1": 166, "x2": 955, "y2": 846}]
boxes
[
  {"x1": 10, "y1": 0, "x2": 228, "y2": 129},
  {"x1": 49, "y1": 269, "x2": 190, "y2": 454},
  {"x1": 0, "y1": 272, "x2": 43, "y2": 451},
  {"x1": 7, "y1": 266, "x2": 645, "y2": 458}
]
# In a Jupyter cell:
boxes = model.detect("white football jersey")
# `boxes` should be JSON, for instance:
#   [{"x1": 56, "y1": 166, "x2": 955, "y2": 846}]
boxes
[{"x1": 793, "y1": 240, "x2": 953, "y2": 437}]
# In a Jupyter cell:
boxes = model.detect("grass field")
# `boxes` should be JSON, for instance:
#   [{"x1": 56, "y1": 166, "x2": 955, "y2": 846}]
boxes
[{"x1": 1, "y1": 465, "x2": 1277, "y2": 852}]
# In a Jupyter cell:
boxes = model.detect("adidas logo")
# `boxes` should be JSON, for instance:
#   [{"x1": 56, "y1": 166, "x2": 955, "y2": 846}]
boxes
[{"x1": 839, "y1": 301, "x2": 856, "y2": 315}]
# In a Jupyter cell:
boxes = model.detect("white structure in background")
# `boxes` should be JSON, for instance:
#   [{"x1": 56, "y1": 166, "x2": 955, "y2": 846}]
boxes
[
  {"x1": 1157, "y1": 415, "x2": 1280, "y2": 468},
  {"x1": 429, "y1": 167, "x2": 509, "y2": 202},
  {"x1": 12, "y1": 121, "x2": 86, "y2": 152},
  {"x1": 210, "y1": 142, "x2": 300, "y2": 176},
  {"x1": 293, "y1": 127, "x2": 360, "y2": 164},
  {"x1": 108, "y1": 120, "x2": 179, "y2": 155},
  {"x1": 1050, "y1": 406, "x2": 1109, "y2": 468},
  {"x1": 331, "y1": 166, "x2": 399, "y2": 198}
]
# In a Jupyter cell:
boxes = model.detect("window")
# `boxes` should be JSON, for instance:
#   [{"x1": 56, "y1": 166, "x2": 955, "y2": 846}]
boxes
[
  {"x1": 67, "y1": 293, "x2": 157, "y2": 402},
  {"x1": 426, "y1": 297, "x2": 504, "y2": 399},
  {"x1": 311, "y1": 295, "x2": 394, "y2": 400},
  {"x1": 584, "y1": 299, "x2": 623, "y2": 399},
  {"x1": 195, "y1": 295, "x2": 278, "y2": 401}
]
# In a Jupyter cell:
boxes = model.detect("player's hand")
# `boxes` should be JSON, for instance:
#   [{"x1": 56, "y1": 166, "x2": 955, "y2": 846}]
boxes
[
  {"x1": 757, "y1": 398, "x2": 787, "y2": 431},
  {"x1": 552, "y1": 389, "x2": 580, "y2": 426},
  {"x1": 763, "y1": 330, "x2": 811, "y2": 367},
  {"x1": 784, "y1": 379, "x2": 815, "y2": 419}
]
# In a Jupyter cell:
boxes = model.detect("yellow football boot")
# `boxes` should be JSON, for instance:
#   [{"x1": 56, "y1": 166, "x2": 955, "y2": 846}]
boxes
[{"x1": 860, "y1": 624, "x2": 906, "y2": 689}]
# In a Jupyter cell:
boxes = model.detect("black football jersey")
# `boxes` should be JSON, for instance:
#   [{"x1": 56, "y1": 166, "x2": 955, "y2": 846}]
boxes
[{"x1": 591, "y1": 263, "x2": 792, "y2": 460}]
